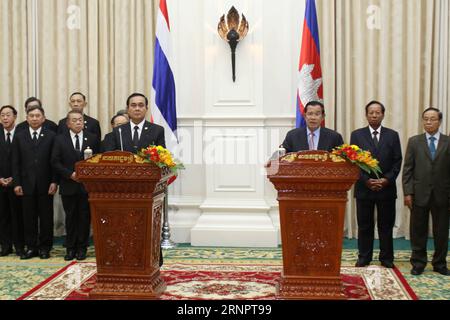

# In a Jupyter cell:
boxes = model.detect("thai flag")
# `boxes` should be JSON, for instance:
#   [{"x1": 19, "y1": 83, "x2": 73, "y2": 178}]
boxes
[
  {"x1": 152, "y1": 0, "x2": 178, "y2": 153},
  {"x1": 296, "y1": 0, "x2": 323, "y2": 128}
]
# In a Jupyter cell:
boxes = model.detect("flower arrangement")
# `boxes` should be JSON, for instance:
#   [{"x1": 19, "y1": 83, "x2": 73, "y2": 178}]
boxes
[
  {"x1": 331, "y1": 144, "x2": 382, "y2": 178},
  {"x1": 137, "y1": 145, "x2": 185, "y2": 175}
]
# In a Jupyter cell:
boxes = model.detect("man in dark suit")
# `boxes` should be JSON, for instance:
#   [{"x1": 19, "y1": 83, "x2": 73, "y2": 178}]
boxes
[
  {"x1": 104, "y1": 93, "x2": 165, "y2": 267},
  {"x1": 16, "y1": 97, "x2": 58, "y2": 133},
  {"x1": 350, "y1": 101, "x2": 402, "y2": 268},
  {"x1": 403, "y1": 107, "x2": 450, "y2": 276},
  {"x1": 57, "y1": 92, "x2": 101, "y2": 143},
  {"x1": 0, "y1": 106, "x2": 24, "y2": 257},
  {"x1": 101, "y1": 113, "x2": 129, "y2": 152},
  {"x1": 52, "y1": 111, "x2": 99, "y2": 261},
  {"x1": 12, "y1": 105, "x2": 58, "y2": 260},
  {"x1": 105, "y1": 93, "x2": 165, "y2": 152},
  {"x1": 282, "y1": 101, "x2": 344, "y2": 152}
]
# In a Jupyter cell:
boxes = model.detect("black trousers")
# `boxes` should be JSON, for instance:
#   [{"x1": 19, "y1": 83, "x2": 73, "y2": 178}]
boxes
[
  {"x1": 0, "y1": 188, "x2": 24, "y2": 251},
  {"x1": 410, "y1": 198, "x2": 449, "y2": 269},
  {"x1": 22, "y1": 194, "x2": 54, "y2": 251},
  {"x1": 61, "y1": 194, "x2": 91, "y2": 251},
  {"x1": 356, "y1": 199, "x2": 396, "y2": 263}
]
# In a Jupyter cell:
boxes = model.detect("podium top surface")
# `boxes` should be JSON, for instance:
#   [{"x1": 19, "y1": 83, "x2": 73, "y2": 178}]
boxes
[
  {"x1": 266, "y1": 151, "x2": 360, "y2": 180},
  {"x1": 81, "y1": 151, "x2": 146, "y2": 165},
  {"x1": 75, "y1": 151, "x2": 173, "y2": 182}
]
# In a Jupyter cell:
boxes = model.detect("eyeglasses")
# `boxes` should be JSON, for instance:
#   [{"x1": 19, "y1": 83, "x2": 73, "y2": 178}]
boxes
[{"x1": 422, "y1": 118, "x2": 440, "y2": 122}]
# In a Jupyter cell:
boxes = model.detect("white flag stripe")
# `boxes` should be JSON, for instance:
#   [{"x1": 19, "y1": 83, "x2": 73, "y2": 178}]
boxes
[
  {"x1": 151, "y1": 88, "x2": 178, "y2": 154},
  {"x1": 156, "y1": 9, "x2": 174, "y2": 70}
]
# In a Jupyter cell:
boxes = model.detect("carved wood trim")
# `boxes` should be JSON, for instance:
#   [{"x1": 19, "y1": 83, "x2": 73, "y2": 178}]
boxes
[
  {"x1": 75, "y1": 152, "x2": 174, "y2": 300},
  {"x1": 267, "y1": 151, "x2": 358, "y2": 300}
]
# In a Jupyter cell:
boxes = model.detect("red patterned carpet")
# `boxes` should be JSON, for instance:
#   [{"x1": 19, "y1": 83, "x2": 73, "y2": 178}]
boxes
[{"x1": 18, "y1": 262, "x2": 417, "y2": 300}]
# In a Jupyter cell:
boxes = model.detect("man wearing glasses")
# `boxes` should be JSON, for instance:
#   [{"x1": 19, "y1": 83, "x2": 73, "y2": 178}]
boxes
[{"x1": 403, "y1": 107, "x2": 450, "y2": 276}]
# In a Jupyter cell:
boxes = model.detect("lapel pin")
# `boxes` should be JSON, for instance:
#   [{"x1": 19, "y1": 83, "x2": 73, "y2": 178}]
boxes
[
  {"x1": 41, "y1": 134, "x2": 44, "y2": 137},
  {"x1": 144, "y1": 127, "x2": 148, "y2": 130}
]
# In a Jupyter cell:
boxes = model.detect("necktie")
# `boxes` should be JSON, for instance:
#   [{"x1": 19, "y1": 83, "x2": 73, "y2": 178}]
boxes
[
  {"x1": 6, "y1": 132, "x2": 11, "y2": 145},
  {"x1": 133, "y1": 126, "x2": 139, "y2": 148},
  {"x1": 373, "y1": 131, "x2": 379, "y2": 147},
  {"x1": 32, "y1": 131, "x2": 38, "y2": 144},
  {"x1": 429, "y1": 136, "x2": 436, "y2": 160},
  {"x1": 308, "y1": 132, "x2": 315, "y2": 150},
  {"x1": 75, "y1": 134, "x2": 80, "y2": 151}
]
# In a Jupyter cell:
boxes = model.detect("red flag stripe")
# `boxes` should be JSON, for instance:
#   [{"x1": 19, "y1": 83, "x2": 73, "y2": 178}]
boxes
[{"x1": 159, "y1": 0, "x2": 170, "y2": 31}]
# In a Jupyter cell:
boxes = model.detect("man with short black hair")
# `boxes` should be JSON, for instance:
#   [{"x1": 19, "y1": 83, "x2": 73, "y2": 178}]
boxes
[
  {"x1": 15, "y1": 97, "x2": 58, "y2": 133},
  {"x1": 101, "y1": 113, "x2": 129, "y2": 152},
  {"x1": 104, "y1": 93, "x2": 165, "y2": 267},
  {"x1": 105, "y1": 93, "x2": 165, "y2": 152},
  {"x1": 0, "y1": 105, "x2": 24, "y2": 257},
  {"x1": 57, "y1": 92, "x2": 101, "y2": 142},
  {"x1": 350, "y1": 101, "x2": 402, "y2": 269},
  {"x1": 12, "y1": 105, "x2": 57, "y2": 260},
  {"x1": 282, "y1": 101, "x2": 344, "y2": 152}
]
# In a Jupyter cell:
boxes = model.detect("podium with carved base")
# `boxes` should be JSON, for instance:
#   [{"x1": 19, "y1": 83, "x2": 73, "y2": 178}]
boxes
[
  {"x1": 266, "y1": 151, "x2": 359, "y2": 300},
  {"x1": 76, "y1": 151, "x2": 173, "y2": 300}
]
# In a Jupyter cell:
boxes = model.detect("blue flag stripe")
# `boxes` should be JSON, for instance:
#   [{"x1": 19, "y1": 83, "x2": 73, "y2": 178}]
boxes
[
  {"x1": 305, "y1": 0, "x2": 320, "y2": 54},
  {"x1": 152, "y1": 38, "x2": 177, "y2": 133}
]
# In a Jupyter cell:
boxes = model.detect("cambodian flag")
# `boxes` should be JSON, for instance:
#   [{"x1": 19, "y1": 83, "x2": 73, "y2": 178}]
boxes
[
  {"x1": 152, "y1": 0, "x2": 178, "y2": 153},
  {"x1": 296, "y1": 0, "x2": 323, "y2": 128}
]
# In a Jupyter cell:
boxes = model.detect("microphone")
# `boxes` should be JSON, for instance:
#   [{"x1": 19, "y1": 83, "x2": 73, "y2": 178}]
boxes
[
  {"x1": 278, "y1": 144, "x2": 286, "y2": 157},
  {"x1": 269, "y1": 145, "x2": 286, "y2": 161},
  {"x1": 118, "y1": 128, "x2": 124, "y2": 151}
]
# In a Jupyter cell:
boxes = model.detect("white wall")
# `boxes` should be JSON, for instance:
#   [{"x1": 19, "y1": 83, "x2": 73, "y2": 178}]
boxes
[{"x1": 166, "y1": 0, "x2": 306, "y2": 247}]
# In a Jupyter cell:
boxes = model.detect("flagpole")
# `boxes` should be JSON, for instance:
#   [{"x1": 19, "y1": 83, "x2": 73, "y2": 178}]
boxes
[{"x1": 160, "y1": 189, "x2": 177, "y2": 249}]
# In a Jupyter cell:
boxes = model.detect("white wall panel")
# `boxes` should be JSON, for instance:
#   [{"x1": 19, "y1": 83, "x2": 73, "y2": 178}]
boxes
[{"x1": 166, "y1": 0, "x2": 305, "y2": 247}]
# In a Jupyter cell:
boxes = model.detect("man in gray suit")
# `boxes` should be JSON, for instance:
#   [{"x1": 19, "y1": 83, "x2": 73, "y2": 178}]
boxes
[{"x1": 402, "y1": 107, "x2": 450, "y2": 276}]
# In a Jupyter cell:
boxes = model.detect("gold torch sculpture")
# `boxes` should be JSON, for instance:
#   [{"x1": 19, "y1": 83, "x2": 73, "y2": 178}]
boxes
[{"x1": 218, "y1": 6, "x2": 249, "y2": 82}]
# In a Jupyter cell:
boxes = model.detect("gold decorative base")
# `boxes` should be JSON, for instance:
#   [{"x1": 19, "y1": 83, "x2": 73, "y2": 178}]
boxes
[
  {"x1": 89, "y1": 273, "x2": 166, "y2": 300},
  {"x1": 276, "y1": 276, "x2": 346, "y2": 300}
]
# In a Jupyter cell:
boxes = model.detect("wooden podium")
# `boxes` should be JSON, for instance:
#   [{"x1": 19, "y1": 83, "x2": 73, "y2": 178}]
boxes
[
  {"x1": 76, "y1": 151, "x2": 173, "y2": 300},
  {"x1": 266, "y1": 151, "x2": 360, "y2": 300}
]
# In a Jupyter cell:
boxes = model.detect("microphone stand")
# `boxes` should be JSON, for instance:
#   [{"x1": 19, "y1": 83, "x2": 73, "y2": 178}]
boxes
[
  {"x1": 160, "y1": 188, "x2": 177, "y2": 249},
  {"x1": 118, "y1": 128, "x2": 124, "y2": 151}
]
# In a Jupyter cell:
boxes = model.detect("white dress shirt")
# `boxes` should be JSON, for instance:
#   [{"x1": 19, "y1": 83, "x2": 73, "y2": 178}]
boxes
[
  {"x1": 4, "y1": 127, "x2": 15, "y2": 142},
  {"x1": 130, "y1": 119, "x2": 146, "y2": 140},
  {"x1": 70, "y1": 130, "x2": 84, "y2": 150},
  {"x1": 28, "y1": 127, "x2": 42, "y2": 140}
]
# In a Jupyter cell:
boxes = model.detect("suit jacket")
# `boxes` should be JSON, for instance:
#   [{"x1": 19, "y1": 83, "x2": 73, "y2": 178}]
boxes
[
  {"x1": 12, "y1": 128, "x2": 57, "y2": 195},
  {"x1": 282, "y1": 127, "x2": 344, "y2": 153},
  {"x1": 402, "y1": 133, "x2": 450, "y2": 207},
  {"x1": 350, "y1": 126, "x2": 402, "y2": 200},
  {"x1": 51, "y1": 131, "x2": 100, "y2": 195},
  {"x1": 0, "y1": 129, "x2": 14, "y2": 190},
  {"x1": 16, "y1": 119, "x2": 58, "y2": 133},
  {"x1": 101, "y1": 132, "x2": 115, "y2": 153},
  {"x1": 105, "y1": 121, "x2": 166, "y2": 153},
  {"x1": 57, "y1": 115, "x2": 101, "y2": 142}
]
